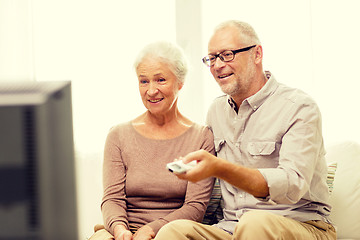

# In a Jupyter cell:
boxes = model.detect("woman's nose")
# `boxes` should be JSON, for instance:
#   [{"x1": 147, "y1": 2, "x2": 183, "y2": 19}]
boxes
[{"x1": 147, "y1": 82, "x2": 159, "y2": 96}]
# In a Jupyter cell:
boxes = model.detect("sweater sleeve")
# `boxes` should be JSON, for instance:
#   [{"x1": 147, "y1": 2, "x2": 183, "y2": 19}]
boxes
[
  {"x1": 101, "y1": 126, "x2": 128, "y2": 235},
  {"x1": 146, "y1": 126, "x2": 216, "y2": 234}
]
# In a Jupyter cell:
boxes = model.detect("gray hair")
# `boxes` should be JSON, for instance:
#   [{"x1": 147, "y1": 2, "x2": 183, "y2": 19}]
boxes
[
  {"x1": 134, "y1": 41, "x2": 188, "y2": 84},
  {"x1": 214, "y1": 20, "x2": 261, "y2": 46}
]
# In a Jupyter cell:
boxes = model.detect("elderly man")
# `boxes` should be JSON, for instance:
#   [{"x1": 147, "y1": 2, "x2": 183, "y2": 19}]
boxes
[{"x1": 154, "y1": 20, "x2": 336, "y2": 240}]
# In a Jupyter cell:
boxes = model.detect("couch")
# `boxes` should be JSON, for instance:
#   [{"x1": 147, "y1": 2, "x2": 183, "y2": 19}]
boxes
[{"x1": 326, "y1": 141, "x2": 360, "y2": 240}]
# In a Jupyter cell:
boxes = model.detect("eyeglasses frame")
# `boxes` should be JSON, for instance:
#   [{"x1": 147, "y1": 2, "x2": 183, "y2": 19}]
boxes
[{"x1": 202, "y1": 45, "x2": 257, "y2": 67}]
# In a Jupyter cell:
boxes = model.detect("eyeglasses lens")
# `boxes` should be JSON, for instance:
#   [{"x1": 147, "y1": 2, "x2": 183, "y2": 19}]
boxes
[{"x1": 221, "y1": 51, "x2": 234, "y2": 61}]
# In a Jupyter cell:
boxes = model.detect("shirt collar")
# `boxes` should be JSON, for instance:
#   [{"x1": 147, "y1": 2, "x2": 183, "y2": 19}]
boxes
[{"x1": 227, "y1": 71, "x2": 279, "y2": 112}]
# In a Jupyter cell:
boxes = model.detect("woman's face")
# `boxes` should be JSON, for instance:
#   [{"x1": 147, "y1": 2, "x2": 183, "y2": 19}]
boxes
[{"x1": 136, "y1": 57, "x2": 183, "y2": 116}]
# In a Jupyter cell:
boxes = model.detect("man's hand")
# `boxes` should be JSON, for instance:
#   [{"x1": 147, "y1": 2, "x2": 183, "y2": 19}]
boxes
[
  {"x1": 114, "y1": 224, "x2": 133, "y2": 240},
  {"x1": 176, "y1": 149, "x2": 222, "y2": 182},
  {"x1": 176, "y1": 149, "x2": 269, "y2": 198},
  {"x1": 133, "y1": 225, "x2": 155, "y2": 240}
]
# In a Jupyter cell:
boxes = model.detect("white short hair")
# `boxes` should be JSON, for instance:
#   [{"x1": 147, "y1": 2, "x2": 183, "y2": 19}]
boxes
[
  {"x1": 214, "y1": 20, "x2": 261, "y2": 46},
  {"x1": 134, "y1": 41, "x2": 188, "y2": 84}
]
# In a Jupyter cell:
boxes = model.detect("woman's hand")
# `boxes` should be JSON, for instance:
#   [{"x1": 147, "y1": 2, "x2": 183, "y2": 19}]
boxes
[
  {"x1": 114, "y1": 224, "x2": 133, "y2": 240},
  {"x1": 133, "y1": 225, "x2": 155, "y2": 240}
]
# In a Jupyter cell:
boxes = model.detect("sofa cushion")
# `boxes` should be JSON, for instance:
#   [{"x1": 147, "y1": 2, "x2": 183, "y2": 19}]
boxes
[
  {"x1": 327, "y1": 162, "x2": 337, "y2": 195},
  {"x1": 326, "y1": 141, "x2": 360, "y2": 239}
]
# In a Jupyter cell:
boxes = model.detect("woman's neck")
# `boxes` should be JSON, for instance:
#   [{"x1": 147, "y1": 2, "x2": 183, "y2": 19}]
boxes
[{"x1": 132, "y1": 109, "x2": 193, "y2": 140}]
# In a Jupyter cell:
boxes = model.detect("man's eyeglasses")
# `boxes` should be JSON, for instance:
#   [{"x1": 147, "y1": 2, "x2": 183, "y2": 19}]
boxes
[{"x1": 202, "y1": 45, "x2": 256, "y2": 67}]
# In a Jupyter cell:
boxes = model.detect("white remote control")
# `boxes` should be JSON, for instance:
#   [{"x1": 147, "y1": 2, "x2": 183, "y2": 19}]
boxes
[{"x1": 166, "y1": 159, "x2": 197, "y2": 174}]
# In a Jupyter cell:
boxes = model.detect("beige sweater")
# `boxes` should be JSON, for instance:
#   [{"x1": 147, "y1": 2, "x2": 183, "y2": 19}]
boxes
[{"x1": 101, "y1": 122, "x2": 215, "y2": 235}]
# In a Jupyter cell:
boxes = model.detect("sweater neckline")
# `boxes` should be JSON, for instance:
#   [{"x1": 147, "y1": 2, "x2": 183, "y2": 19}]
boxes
[{"x1": 129, "y1": 121, "x2": 196, "y2": 142}]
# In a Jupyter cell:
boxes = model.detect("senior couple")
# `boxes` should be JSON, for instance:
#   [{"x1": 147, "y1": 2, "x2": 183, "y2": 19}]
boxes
[{"x1": 90, "y1": 20, "x2": 336, "y2": 240}]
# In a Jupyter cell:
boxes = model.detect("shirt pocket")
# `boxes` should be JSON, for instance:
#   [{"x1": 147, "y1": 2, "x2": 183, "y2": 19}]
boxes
[{"x1": 247, "y1": 141, "x2": 276, "y2": 156}]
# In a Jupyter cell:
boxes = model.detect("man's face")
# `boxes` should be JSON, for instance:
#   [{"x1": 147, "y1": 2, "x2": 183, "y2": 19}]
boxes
[{"x1": 208, "y1": 26, "x2": 256, "y2": 98}]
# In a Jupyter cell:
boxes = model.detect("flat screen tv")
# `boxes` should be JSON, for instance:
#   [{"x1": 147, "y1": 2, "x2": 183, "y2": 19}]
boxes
[{"x1": 0, "y1": 81, "x2": 78, "y2": 240}]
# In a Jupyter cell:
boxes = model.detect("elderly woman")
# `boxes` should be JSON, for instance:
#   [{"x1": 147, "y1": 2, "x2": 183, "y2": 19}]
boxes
[{"x1": 91, "y1": 41, "x2": 215, "y2": 240}]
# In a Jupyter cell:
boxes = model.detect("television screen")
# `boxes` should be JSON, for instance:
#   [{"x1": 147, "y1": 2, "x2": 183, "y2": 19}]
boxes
[{"x1": 0, "y1": 81, "x2": 78, "y2": 240}]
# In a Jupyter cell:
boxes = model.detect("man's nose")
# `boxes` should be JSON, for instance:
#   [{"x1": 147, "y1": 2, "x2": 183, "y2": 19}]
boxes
[{"x1": 213, "y1": 56, "x2": 226, "y2": 69}]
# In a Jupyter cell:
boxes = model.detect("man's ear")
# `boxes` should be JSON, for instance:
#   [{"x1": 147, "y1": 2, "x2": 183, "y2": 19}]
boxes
[{"x1": 254, "y1": 45, "x2": 263, "y2": 65}]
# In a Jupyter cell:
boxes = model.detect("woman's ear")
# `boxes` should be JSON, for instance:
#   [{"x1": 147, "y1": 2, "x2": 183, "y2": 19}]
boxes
[{"x1": 178, "y1": 82, "x2": 184, "y2": 91}]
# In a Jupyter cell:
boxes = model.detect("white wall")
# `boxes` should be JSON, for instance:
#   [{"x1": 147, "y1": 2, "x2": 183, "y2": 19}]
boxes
[
  {"x1": 310, "y1": 0, "x2": 360, "y2": 145},
  {"x1": 1, "y1": 0, "x2": 359, "y2": 239},
  {"x1": 0, "y1": 0, "x2": 34, "y2": 80}
]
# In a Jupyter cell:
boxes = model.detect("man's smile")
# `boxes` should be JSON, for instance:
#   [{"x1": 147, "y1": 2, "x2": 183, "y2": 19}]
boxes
[{"x1": 218, "y1": 73, "x2": 234, "y2": 79}]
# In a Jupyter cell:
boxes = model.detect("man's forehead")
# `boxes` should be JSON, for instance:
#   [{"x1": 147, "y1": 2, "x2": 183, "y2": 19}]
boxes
[{"x1": 208, "y1": 28, "x2": 242, "y2": 53}]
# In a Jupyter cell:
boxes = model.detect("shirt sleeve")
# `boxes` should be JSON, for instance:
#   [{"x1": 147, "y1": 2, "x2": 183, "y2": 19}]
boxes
[{"x1": 258, "y1": 101, "x2": 325, "y2": 204}]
